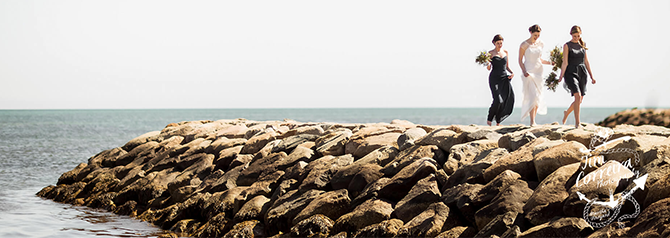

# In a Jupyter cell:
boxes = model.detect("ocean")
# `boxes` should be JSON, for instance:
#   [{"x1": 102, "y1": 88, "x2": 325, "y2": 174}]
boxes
[{"x1": 0, "y1": 108, "x2": 625, "y2": 237}]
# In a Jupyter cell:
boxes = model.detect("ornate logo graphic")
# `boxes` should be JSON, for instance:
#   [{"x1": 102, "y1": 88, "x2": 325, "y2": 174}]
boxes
[{"x1": 573, "y1": 128, "x2": 647, "y2": 229}]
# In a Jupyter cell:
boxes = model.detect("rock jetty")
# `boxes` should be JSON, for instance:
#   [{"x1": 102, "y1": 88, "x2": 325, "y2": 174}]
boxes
[
  {"x1": 598, "y1": 108, "x2": 670, "y2": 128},
  {"x1": 38, "y1": 118, "x2": 670, "y2": 237}
]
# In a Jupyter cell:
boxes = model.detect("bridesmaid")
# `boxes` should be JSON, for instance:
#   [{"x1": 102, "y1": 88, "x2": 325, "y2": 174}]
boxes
[
  {"x1": 519, "y1": 24, "x2": 551, "y2": 126},
  {"x1": 486, "y1": 34, "x2": 515, "y2": 126},
  {"x1": 559, "y1": 25, "x2": 596, "y2": 128}
]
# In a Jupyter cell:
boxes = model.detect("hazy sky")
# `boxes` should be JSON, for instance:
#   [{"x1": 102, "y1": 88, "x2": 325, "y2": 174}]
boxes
[{"x1": 1, "y1": 1, "x2": 668, "y2": 109}]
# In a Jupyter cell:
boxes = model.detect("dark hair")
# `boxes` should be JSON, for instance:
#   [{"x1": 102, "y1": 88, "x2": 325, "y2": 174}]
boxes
[
  {"x1": 529, "y1": 24, "x2": 541, "y2": 33},
  {"x1": 492, "y1": 34, "x2": 504, "y2": 44},
  {"x1": 570, "y1": 25, "x2": 588, "y2": 50}
]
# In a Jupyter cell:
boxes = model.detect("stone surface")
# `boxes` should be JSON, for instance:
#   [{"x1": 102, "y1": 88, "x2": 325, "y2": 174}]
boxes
[
  {"x1": 519, "y1": 217, "x2": 594, "y2": 238},
  {"x1": 396, "y1": 202, "x2": 450, "y2": 237},
  {"x1": 533, "y1": 141, "x2": 588, "y2": 181},
  {"x1": 290, "y1": 214, "x2": 334, "y2": 238},
  {"x1": 392, "y1": 175, "x2": 441, "y2": 222},
  {"x1": 524, "y1": 163, "x2": 580, "y2": 226},
  {"x1": 333, "y1": 198, "x2": 394, "y2": 233}
]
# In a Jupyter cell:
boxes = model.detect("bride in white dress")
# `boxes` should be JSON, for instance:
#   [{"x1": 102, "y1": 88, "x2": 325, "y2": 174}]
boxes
[{"x1": 519, "y1": 24, "x2": 551, "y2": 126}]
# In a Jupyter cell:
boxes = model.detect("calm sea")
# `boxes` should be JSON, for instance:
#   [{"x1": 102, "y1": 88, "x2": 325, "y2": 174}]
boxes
[{"x1": 0, "y1": 108, "x2": 625, "y2": 237}]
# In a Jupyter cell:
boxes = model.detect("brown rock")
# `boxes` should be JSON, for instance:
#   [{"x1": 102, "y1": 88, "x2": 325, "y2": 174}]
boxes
[
  {"x1": 443, "y1": 139, "x2": 498, "y2": 175},
  {"x1": 293, "y1": 189, "x2": 351, "y2": 225},
  {"x1": 345, "y1": 132, "x2": 402, "y2": 158},
  {"x1": 624, "y1": 197, "x2": 670, "y2": 237},
  {"x1": 416, "y1": 128, "x2": 462, "y2": 152},
  {"x1": 519, "y1": 217, "x2": 593, "y2": 238},
  {"x1": 445, "y1": 148, "x2": 508, "y2": 187},
  {"x1": 234, "y1": 195, "x2": 271, "y2": 222},
  {"x1": 533, "y1": 141, "x2": 588, "y2": 181},
  {"x1": 353, "y1": 219, "x2": 404, "y2": 238},
  {"x1": 291, "y1": 214, "x2": 334, "y2": 238},
  {"x1": 396, "y1": 202, "x2": 450, "y2": 237},
  {"x1": 524, "y1": 163, "x2": 580, "y2": 226},
  {"x1": 333, "y1": 198, "x2": 394, "y2": 233},
  {"x1": 241, "y1": 132, "x2": 277, "y2": 154},
  {"x1": 397, "y1": 128, "x2": 428, "y2": 150},
  {"x1": 474, "y1": 211, "x2": 518, "y2": 238},
  {"x1": 223, "y1": 220, "x2": 265, "y2": 238},
  {"x1": 483, "y1": 137, "x2": 548, "y2": 182},
  {"x1": 265, "y1": 189, "x2": 324, "y2": 234},
  {"x1": 392, "y1": 175, "x2": 441, "y2": 222},
  {"x1": 382, "y1": 144, "x2": 446, "y2": 177},
  {"x1": 315, "y1": 129, "x2": 353, "y2": 156},
  {"x1": 377, "y1": 158, "x2": 439, "y2": 202},
  {"x1": 436, "y1": 226, "x2": 477, "y2": 238},
  {"x1": 474, "y1": 178, "x2": 533, "y2": 230}
]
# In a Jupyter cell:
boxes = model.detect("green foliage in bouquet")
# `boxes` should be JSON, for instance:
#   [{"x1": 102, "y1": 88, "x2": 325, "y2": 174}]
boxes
[
  {"x1": 544, "y1": 46, "x2": 563, "y2": 92},
  {"x1": 475, "y1": 51, "x2": 491, "y2": 67}
]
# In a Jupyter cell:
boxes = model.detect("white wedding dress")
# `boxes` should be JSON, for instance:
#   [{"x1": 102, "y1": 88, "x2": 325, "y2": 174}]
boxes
[{"x1": 520, "y1": 40, "x2": 547, "y2": 120}]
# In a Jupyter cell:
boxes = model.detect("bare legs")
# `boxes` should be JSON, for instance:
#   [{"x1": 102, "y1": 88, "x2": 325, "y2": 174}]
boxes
[
  {"x1": 529, "y1": 105, "x2": 538, "y2": 126},
  {"x1": 562, "y1": 93, "x2": 583, "y2": 128}
]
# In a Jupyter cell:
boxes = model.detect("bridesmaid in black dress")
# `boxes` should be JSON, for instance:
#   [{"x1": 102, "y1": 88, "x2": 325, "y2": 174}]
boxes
[
  {"x1": 559, "y1": 25, "x2": 596, "y2": 128},
  {"x1": 486, "y1": 34, "x2": 515, "y2": 126}
]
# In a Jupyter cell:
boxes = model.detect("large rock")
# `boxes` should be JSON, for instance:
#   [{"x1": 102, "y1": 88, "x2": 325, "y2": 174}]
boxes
[
  {"x1": 272, "y1": 134, "x2": 319, "y2": 153},
  {"x1": 533, "y1": 141, "x2": 588, "y2": 181},
  {"x1": 377, "y1": 158, "x2": 439, "y2": 202},
  {"x1": 345, "y1": 132, "x2": 402, "y2": 158},
  {"x1": 381, "y1": 144, "x2": 446, "y2": 177},
  {"x1": 644, "y1": 171, "x2": 670, "y2": 208},
  {"x1": 436, "y1": 226, "x2": 477, "y2": 238},
  {"x1": 223, "y1": 220, "x2": 265, "y2": 238},
  {"x1": 237, "y1": 152, "x2": 287, "y2": 186},
  {"x1": 445, "y1": 148, "x2": 508, "y2": 187},
  {"x1": 484, "y1": 137, "x2": 549, "y2": 182},
  {"x1": 416, "y1": 128, "x2": 462, "y2": 152},
  {"x1": 397, "y1": 128, "x2": 427, "y2": 150},
  {"x1": 519, "y1": 217, "x2": 593, "y2": 238},
  {"x1": 299, "y1": 155, "x2": 353, "y2": 192},
  {"x1": 240, "y1": 132, "x2": 277, "y2": 154},
  {"x1": 392, "y1": 175, "x2": 441, "y2": 223},
  {"x1": 234, "y1": 195, "x2": 271, "y2": 222},
  {"x1": 290, "y1": 214, "x2": 334, "y2": 238},
  {"x1": 624, "y1": 197, "x2": 670, "y2": 237},
  {"x1": 353, "y1": 145, "x2": 399, "y2": 168},
  {"x1": 315, "y1": 129, "x2": 353, "y2": 156},
  {"x1": 474, "y1": 178, "x2": 533, "y2": 230},
  {"x1": 443, "y1": 139, "x2": 498, "y2": 175},
  {"x1": 265, "y1": 189, "x2": 324, "y2": 235},
  {"x1": 396, "y1": 202, "x2": 450, "y2": 237},
  {"x1": 498, "y1": 130, "x2": 536, "y2": 152},
  {"x1": 524, "y1": 163, "x2": 581, "y2": 226},
  {"x1": 353, "y1": 219, "x2": 404, "y2": 238},
  {"x1": 474, "y1": 211, "x2": 518, "y2": 238},
  {"x1": 293, "y1": 189, "x2": 351, "y2": 225},
  {"x1": 333, "y1": 198, "x2": 394, "y2": 233}
]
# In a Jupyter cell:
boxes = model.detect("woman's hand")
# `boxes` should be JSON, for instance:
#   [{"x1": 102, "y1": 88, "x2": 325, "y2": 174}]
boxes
[
  {"x1": 592, "y1": 78, "x2": 596, "y2": 84},
  {"x1": 487, "y1": 63, "x2": 491, "y2": 71},
  {"x1": 523, "y1": 71, "x2": 530, "y2": 77},
  {"x1": 508, "y1": 73, "x2": 514, "y2": 79},
  {"x1": 559, "y1": 73, "x2": 564, "y2": 83}
]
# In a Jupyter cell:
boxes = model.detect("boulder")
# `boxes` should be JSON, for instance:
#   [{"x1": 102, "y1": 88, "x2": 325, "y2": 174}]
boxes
[
  {"x1": 644, "y1": 171, "x2": 670, "y2": 208},
  {"x1": 498, "y1": 130, "x2": 536, "y2": 152},
  {"x1": 347, "y1": 164, "x2": 384, "y2": 199},
  {"x1": 436, "y1": 226, "x2": 477, "y2": 238},
  {"x1": 524, "y1": 163, "x2": 580, "y2": 226},
  {"x1": 445, "y1": 148, "x2": 508, "y2": 187},
  {"x1": 533, "y1": 141, "x2": 588, "y2": 181},
  {"x1": 624, "y1": 197, "x2": 670, "y2": 237},
  {"x1": 281, "y1": 125, "x2": 325, "y2": 139},
  {"x1": 333, "y1": 198, "x2": 394, "y2": 233},
  {"x1": 237, "y1": 152, "x2": 287, "y2": 186},
  {"x1": 474, "y1": 178, "x2": 533, "y2": 230},
  {"x1": 293, "y1": 189, "x2": 351, "y2": 225},
  {"x1": 396, "y1": 202, "x2": 450, "y2": 237},
  {"x1": 345, "y1": 132, "x2": 402, "y2": 158},
  {"x1": 377, "y1": 158, "x2": 439, "y2": 202},
  {"x1": 416, "y1": 128, "x2": 462, "y2": 152},
  {"x1": 353, "y1": 219, "x2": 404, "y2": 238},
  {"x1": 315, "y1": 129, "x2": 353, "y2": 156},
  {"x1": 353, "y1": 145, "x2": 399, "y2": 168},
  {"x1": 272, "y1": 134, "x2": 319, "y2": 153},
  {"x1": 484, "y1": 137, "x2": 549, "y2": 182},
  {"x1": 443, "y1": 139, "x2": 498, "y2": 175},
  {"x1": 531, "y1": 139, "x2": 565, "y2": 156},
  {"x1": 382, "y1": 144, "x2": 446, "y2": 177},
  {"x1": 519, "y1": 217, "x2": 593, "y2": 238},
  {"x1": 207, "y1": 137, "x2": 247, "y2": 155},
  {"x1": 392, "y1": 175, "x2": 441, "y2": 223},
  {"x1": 290, "y1": 214, "x2": 334, "y2": 238},
  {"x1": 223, "y1": 220, "x2": 265, "y2": 238},
  {"x1": 474, "y1": 211, "x2": 518, "y2": 238},
  {"x1": 240, "y1": 132, "x2": 277, "y2": 155},
  {"x1": 233, "y1": 195, "x2": 271, "y2": 222},
  {"x1": 299, "y1": 155, "x2": 353, "y2": 192},
  {"x1": 397, "y1": 128, "x2": 427, "y2": 150},
  {"x1": 265, "y1": 189, "x2": 324, "y2": 234},
  {"x1": 215, "y1": 145, "x2": 244, "y2": 170}
]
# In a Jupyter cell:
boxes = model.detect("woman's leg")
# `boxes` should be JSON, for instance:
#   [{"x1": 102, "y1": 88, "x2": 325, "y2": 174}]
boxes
[
  {"x1": 563, "y1": 103, "x2": 574, "y2": 125},
  {"x1": 573, "y1": 93, "x2": 583, "y2": 128},
  {"x1": 530, "y1": 105, "x2": 538, "y2": 126}
]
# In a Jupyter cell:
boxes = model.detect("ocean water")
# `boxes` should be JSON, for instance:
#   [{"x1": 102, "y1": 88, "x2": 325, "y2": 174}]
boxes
[{"x1": 0, "y1": 108, "x2": 625, "y2": 237}]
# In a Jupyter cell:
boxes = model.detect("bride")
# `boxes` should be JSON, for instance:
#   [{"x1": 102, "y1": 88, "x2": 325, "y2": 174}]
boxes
[{"x1": 518, "y1": 24, "x2": 551, "y2": 126}]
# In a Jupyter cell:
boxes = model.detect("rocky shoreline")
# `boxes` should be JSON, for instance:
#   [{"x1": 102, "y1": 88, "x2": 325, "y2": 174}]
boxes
[
  {"x1": 598, "y1": 108, "x2": 670, "y2": 128},
  {"x1": 37, "y1": 118, "x2": 670, "y2": 237}
]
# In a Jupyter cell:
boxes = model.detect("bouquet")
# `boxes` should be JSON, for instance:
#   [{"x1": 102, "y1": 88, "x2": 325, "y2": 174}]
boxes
[
  {"x1": 475, "y1": 51, "x2": 491, "y2": 67},
  {"x1": 544, "y1": 46, "x2": 563, "y2": 92}
]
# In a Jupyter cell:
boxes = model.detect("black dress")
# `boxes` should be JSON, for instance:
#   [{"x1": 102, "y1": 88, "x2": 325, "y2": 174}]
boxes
[
  {"x1": 487, "y1": 55, "x2": 515, "y2": 124},
  {"x1": 563, "y1": 41, "x2": 588, "y2": 96}
]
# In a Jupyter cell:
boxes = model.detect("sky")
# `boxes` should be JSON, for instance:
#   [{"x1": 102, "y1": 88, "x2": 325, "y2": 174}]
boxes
[{"x1": 1, "y1": 0, "x2": 668, "y2": 109}]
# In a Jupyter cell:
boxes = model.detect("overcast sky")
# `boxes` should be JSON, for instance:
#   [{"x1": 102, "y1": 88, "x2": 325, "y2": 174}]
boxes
[{"x1": 1, "y1": 1, "x2": 668, "y2": 109}]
